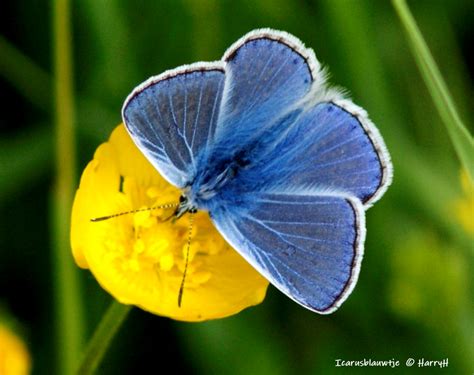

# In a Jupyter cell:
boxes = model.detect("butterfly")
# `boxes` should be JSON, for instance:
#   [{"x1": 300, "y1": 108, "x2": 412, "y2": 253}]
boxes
[{"x1": 121, "y1": 29, "x2": 393, "y2": 314}]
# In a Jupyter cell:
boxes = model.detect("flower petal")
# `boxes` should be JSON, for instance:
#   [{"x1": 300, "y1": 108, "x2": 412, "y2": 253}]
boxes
[{"x1": 71, "y1": 125, "x2": 269, "y2": 321}]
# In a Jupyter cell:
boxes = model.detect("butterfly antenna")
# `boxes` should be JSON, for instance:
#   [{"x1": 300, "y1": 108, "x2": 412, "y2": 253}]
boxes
[
  {"x1": 178, "y1": 211, "x2": 195, "y2": 307},
  {"x1": 90, "y1": 203, "x2": 179, "y2": 222}
]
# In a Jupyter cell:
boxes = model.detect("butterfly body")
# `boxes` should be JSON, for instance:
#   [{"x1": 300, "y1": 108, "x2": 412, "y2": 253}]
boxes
[
  {"x1": 122, "y1": 29, "x2": 392, "y2": 314},
  {"x1": 174, "y1": 114, "x2": 294, "y2": 216}
]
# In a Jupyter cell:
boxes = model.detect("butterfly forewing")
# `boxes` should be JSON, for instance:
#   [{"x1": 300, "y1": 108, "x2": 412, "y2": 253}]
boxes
[
  {"x1": 122, "y1": 63, "x2": 226, "y2": 188},
  {"x1": 215, "y1": 30, "x2": 317, "y2": 147}
]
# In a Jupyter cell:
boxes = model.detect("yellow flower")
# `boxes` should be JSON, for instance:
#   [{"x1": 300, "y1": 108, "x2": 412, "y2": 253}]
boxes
[
  {"x1": 0, "y1": 323, "x2": 31, "y2": 375},
  {"x1": 453, "y1": 169, "x2": 474, "y2": 235},
  {"x1": 71, "y1": 124, "x2": 269, "y2": 321}
]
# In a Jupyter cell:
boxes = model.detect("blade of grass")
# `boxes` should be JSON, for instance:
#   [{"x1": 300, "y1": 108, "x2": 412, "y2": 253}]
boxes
[
  {"x1": 82, "y1": 0, "x2": 138, "y2": 101},
  {"x1": 0, "y1": 35, "x2": 51, "y2": 111},
  {"x1": 321, "y1": 0, "x2": 460, "y2": 237},
  {"x1": 0, "y1": 35, "x2": 117, "y2": 143},
  {"x1": 76, "y1": 301, "x2": 131, "y2": 375},
  {"x1": 0, "y1": 125, "x2": 52, "y2": 203},
  {"x1": 185, "y1": 0, "x2": 221, "y2": 60},
  {"x1": 51, "y1": 0, "x2": 84, "y2": 374},
  {"x1": 392, "y1": 0, "x2": 474, "y2": 182}
]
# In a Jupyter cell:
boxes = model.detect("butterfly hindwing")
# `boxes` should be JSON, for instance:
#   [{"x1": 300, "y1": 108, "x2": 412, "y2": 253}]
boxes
[
  {"x1": 211, "y1": 192, "x2": 365, "y2": 313},
  {"x1": 122, "y1": 63, "x2": 226, "y2": 187}
]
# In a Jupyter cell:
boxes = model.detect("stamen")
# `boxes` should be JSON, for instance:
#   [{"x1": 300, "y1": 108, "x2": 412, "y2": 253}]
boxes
[
  {"x1": 178, "y1": 211, "x2": 195, "y2": 307},
  {"x1": 90, "y1": 203, "x2": 179, "y2": 222}
]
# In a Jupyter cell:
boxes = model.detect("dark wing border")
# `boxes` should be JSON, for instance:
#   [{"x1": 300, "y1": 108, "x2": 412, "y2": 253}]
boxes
[{"x1": 329, "y1": 99, "x2": 393, "y2": 207}]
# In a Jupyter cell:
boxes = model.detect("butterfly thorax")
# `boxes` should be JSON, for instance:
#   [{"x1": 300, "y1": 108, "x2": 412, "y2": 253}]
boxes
[{"x1": 183, "y1": 150, "x2": 252, "y2": 212}]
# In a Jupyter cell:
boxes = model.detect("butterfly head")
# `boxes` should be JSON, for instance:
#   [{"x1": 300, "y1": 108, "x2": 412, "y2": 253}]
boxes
[{"x1": 174, "y1": 194, "x2": 198, "y2": 220}]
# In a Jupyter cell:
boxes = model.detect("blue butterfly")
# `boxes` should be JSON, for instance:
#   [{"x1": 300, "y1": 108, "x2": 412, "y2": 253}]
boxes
[{"x1": 122, "y1": 29, "x2": 393, "y2": 314}]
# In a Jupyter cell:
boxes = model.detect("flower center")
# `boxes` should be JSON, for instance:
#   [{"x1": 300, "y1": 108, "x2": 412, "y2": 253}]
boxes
[{"x1": 106, "y1": 180, "x2": 222, "y2": 293}]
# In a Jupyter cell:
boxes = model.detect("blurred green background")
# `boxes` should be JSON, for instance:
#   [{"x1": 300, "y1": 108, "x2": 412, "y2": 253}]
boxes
[{"x1": 0, "y1": 0, "x2": 472, "y2": 374}]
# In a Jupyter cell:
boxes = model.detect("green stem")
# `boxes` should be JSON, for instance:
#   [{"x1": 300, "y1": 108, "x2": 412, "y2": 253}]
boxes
[
  {"x1": 52, "y1": 0, "x2": 84, "y2": 374},
  {"x1": 76, "y1": 301, "x2": 132, "y2": 374},
  {"x1": 392, "y1": 0, "x2": 474, "y2": 181}
]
